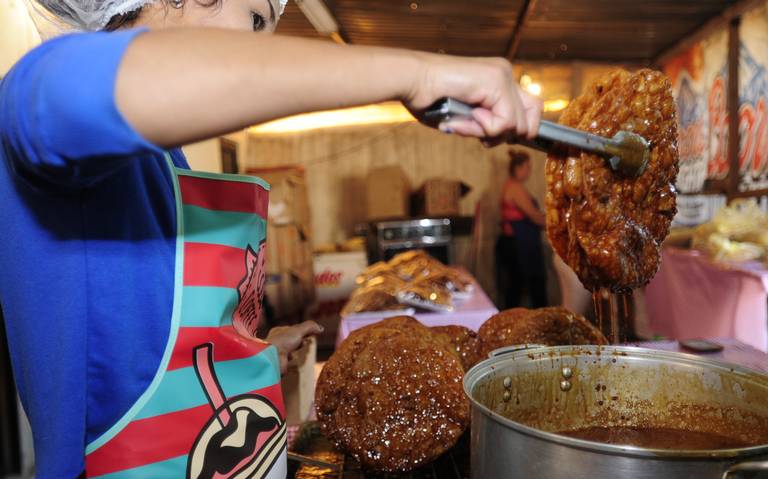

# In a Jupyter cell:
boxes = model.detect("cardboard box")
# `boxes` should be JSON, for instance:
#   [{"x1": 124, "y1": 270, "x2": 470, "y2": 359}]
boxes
[
  {"x1": 282, "y1": 336, "x2": 316, "y2": 425},
  {"x1": 366, "y1": 166, "x2": 410, "y2": 220},
  {"x1": 266, "y1": 224, "x2": 311, "y2": 274},
  {"x1": 293, "y1": 262, "x2": 317, "y2": 306},
  {"x1": 265, "y1": 270, "x2": 304, "y2": 319},
  {"x1": 248, "y1": 167, "x2": 310, "y2": 227},
  {"x1": 412, "y1": 178, "x2": 471, "y2": 217},
  {"x1": 305, "y1": 298, "x2": 347, "y2": 348},
  {"x1": 265, "y1": 264, "x2": 316, "y2": 321},
  {"x1": 304, "y1": 251, "x2": 368, "y2": 347},
  {"x1": 313, "y1": 252, "x2": 368, "y2": 301},
  {"x1": 265, "y1": 272, "x2": 300, "y2": 319}
]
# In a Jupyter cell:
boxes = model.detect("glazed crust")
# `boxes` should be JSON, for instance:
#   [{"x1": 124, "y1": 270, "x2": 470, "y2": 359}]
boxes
[
  {"x1": 478, "y1": 307, "x2": 607, "y2": 357},
  {"x1": 431, "y1": 325, "x2": 483, "y2": 371},
  {"x1": 315, "y1": 317, "x2": 470, "y2": 472},
  {"x1": 545, "y1": 69, "x2": 679, "y2": 291}
]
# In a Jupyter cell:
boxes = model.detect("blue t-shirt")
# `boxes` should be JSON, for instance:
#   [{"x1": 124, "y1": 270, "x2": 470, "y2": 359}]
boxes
[{"x1": 0, "y1": 29, "x2": 189, "y2": 477}]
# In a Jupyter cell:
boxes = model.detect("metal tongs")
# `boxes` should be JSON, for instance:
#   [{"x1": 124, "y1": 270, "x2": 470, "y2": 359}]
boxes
[
  {"x1": 287, "y1": 451, "x2": 340, "y2": 471},
  {"x1": 424, "y1": 98, "x2": 651, "y2": 177}
]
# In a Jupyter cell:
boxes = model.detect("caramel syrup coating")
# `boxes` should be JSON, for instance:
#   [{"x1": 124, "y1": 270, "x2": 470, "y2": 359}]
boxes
[
  {"x1": 545, "y1": 69, "x2": 679, "y2": 291},
  {"x1": 315, "y1": 317, "x2": 470, "y2": 472},
  {"x1": 431, "y1": 325, "x2": 483, "y2": 371},
  {"x1": 478, "y1": 307, "x2": 607, "y2": 357}
]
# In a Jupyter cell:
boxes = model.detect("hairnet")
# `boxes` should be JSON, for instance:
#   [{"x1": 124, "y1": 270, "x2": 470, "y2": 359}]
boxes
[{"x1": 34, "y1": 0, "x2": 288, "y2": 31}]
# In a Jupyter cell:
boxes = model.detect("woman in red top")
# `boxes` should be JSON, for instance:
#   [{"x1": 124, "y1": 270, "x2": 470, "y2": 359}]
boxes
[{"x1": 496, "y1": 149, "x2": 547, "y2": 308}]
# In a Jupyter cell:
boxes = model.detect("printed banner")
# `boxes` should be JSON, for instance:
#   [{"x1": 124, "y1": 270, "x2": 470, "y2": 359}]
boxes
[
  {"x1": 672, "y1": 194, "x2": 727, "y2": 227},
  {"x1": 738, "y1": 2, "x2": 768, "y2": 192},
  {"x1": 663, "y1": 27, "x2": 729, "y2": 193}
]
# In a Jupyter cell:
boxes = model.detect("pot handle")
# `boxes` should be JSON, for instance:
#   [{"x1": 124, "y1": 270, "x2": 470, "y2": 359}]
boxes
[
  {"x1": 488, "y1": 344, "x2": 547, "y2": 358},
  {"x1": 722, "y1": 461, "x2": 768, "y2": 478}
]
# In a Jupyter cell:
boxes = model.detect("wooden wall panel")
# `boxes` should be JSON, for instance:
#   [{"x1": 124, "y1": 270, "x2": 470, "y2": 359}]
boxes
[{"x1": 246, "y1": 123, "x2": 549, "y2": 300}]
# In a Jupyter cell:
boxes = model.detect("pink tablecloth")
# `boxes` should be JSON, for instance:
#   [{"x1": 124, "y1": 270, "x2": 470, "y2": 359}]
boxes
[
  {"x1": 335, "y1": 275, "x2": 498, "y2": 347},
  {"x1": 645, "y1": 247, "x2": 768, "y2": 352},
  {"x1": 636, "y1": 338, "x2": 768, "y2": 373}
]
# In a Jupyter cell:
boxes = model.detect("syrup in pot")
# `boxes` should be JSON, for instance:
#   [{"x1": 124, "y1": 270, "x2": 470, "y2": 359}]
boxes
[{"x1": 557, "y1": 426, "x2": 751, "y2": 450}]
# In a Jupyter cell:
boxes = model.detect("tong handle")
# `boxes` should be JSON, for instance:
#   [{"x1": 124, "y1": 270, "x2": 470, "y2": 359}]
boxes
[
  {"x1": 537, "y1": 121, "x2": 611, "y2": 156},
  {"x1": 424, "y1": 97, "x2": 613, "y2": 157},
  {"x1": 287, "y1": 452, "x2": 340, "y2": 471}
]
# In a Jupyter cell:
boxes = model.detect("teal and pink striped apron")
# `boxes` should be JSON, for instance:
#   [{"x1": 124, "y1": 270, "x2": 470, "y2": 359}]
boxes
[{"x1": 85, "y1": 155, "x2": 286, "y2": 479}]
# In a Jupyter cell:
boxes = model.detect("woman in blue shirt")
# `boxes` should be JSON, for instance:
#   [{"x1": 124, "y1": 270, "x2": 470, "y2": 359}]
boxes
[{"x1": 0, "y1": 1, "x2": 542, "y2": 476}]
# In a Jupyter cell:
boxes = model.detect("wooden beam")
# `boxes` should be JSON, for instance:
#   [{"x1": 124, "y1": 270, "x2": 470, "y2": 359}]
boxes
[
  {"x1": 333, "y1": 16, "x2": 352, "y2": 45},
  {"x1": 729, "y1": 188, "x2": 768, "y2": 199},
  {"x1": 298, "y1": 0, "x2": 351, "y2": 44},
  {"x1": 726, "y1": 17, "x2": 741, "y2": 202},
  {"x1": 505, "y1": 0, "x2": 537, "y2": 61},
  {"x1": 655, "y1": 0, "x2": 763, "y2": 65},
  {"x1": 329, "y1": 31, "x2": 346, "y2": 44}
]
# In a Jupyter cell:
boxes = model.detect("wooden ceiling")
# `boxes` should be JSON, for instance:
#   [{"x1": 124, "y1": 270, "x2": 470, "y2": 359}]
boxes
[{"x1": 277, "y1": 0, "x2": 738, "y2": 63}]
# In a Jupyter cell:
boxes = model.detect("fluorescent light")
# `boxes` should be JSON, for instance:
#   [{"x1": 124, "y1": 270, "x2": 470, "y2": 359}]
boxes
[
  {"x1": 519, "y1": 74, "x2": 542, "y2": 97},
  {"x1": 544, "y1": 99, "x2": 570, "y2": 112},
  {"x1": 526, "y1": 83, "x2": 542, "y2": 96},
  {"x1": 249, "y1": 102, "x2": 415, "y2": 134},
  {"x1": 296, "y1": 0, "x2": 338, "y2": 35}
]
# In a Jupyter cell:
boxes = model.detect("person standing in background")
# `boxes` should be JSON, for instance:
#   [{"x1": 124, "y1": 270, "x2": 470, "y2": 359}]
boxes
[{"x1": 496, "y1": 149, "x2": 547, "y2": 309}]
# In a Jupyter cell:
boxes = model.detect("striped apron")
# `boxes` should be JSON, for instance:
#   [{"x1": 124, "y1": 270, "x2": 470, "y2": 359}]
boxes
[{"x1": 84, "y1": 155, "x2": 286, "y2": 478}]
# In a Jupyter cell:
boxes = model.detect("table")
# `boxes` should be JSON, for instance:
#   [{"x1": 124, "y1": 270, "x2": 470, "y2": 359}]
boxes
[
  {"x1": 636, "y1": 338, "x2": 768, "y2": 373},
  {"x1": 645, "y1": 247, "x2": 768, "y2": 352},
  {"x1": 335, "y1": 275, "x2": 498, "y2": 347}
]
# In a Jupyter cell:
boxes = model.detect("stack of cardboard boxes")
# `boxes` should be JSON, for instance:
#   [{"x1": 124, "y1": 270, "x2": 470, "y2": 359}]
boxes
[
  {"x1": 249, "y1": 167, "x2": 315, "y2": 324},
  {"x1": 411, "y1": 178, "x2": 472, "y2": 217},
  {"x1": 365, "y1": 166, "x2": 470, "y2": 219},
  {"x1": 365, "y1": 166, "x2": 411, "y2": 220}
]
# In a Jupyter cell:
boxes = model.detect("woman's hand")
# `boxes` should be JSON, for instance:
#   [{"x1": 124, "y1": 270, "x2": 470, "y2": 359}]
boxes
[
  {"x1": 265, "y1": 320, "x2": 323, "y2": 374},
  {"x1": 405, "y1": 55, "x2": 543, "y2": 142}
]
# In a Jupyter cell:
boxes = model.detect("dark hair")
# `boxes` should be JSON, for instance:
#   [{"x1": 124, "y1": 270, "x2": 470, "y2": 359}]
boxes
[
  {"x1": 104, "y1": 0, "x2": 222, "y2": 31},
  {"x1": 508, "y1": 150, "x2": 530, "y2": 177},
  {"x1": 104, "y1": 7, "x2": 144, "y2": 30}
]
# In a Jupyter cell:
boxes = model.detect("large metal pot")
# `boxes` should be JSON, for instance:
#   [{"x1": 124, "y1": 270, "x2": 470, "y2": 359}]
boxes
[{"x1": 464, "y1": 345, "x2": 768, "y2": 479}]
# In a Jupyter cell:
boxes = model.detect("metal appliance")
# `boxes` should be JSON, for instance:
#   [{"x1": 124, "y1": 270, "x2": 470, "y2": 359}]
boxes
[{"x1": 368, "y1": 218, "x2": 452, "y2": 264}]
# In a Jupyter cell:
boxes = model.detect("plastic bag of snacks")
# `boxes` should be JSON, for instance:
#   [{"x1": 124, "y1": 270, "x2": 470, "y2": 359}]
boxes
[
  {"x1": 341, "y1": 286, "x2": 410, "y2": 316},
  {"x1": 388, "y1": 250, "x2": 429, "y2": 268},
  {"x1": 396, "y1": 281, "x2": 454, "y2": 313},
  {"x1": 692, "y1": 200, "x2": 768, "y2": 262},
  {"x1": 416, "y1": 269, "x2": 473, "y2": 299},
  {"x1": 444, "y1": 267, "x2": 474, "y2": 295},
  {"x1": 711, "y1": 199, "x2": 768, "y2": 238},
  {"x1": 362, "y1": 274, "x2": 408, "y2": 295},
  {"x1": 390, "y1": 252, "x2": 444, "y2": 281},
  {"x1": 695, "y1": 233, "x2": 764, "y2": 263},
  {"x1": 355, "y1": 261, "x2": 394, "y2": 285}
]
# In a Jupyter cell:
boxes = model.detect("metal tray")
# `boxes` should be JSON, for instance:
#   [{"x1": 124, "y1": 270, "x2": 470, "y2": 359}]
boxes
[{"x1": 290, "y1": 422, "x2": 470, "y2": 479}]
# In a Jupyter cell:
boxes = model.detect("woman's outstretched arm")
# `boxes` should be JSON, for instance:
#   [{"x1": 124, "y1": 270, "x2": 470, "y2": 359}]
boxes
[{"x1": 116, "y1": 28, "x2": 542, "y2": 147}]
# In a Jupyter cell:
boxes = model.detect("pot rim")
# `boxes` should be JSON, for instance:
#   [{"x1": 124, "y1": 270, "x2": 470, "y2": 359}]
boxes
[{"x1": 464, "y1": 345, "x2": 768, "y2": 460}]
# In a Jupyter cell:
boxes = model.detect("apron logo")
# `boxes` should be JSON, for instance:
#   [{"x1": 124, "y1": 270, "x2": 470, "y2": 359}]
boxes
[
  {"x1": 188, "y1": 343, "x2": 286, "y2": 479},
  {"x1": 233, "y1": 242, "x2": 267, "y2": 338}
]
